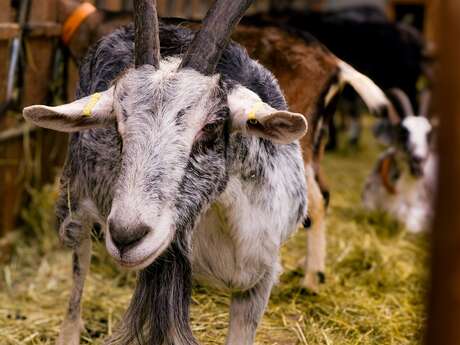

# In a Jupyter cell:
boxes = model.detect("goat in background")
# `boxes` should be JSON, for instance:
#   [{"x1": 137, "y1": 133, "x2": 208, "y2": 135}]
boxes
[{"x1": 363, "y1": 89, "x2": 437, "y2": 233}]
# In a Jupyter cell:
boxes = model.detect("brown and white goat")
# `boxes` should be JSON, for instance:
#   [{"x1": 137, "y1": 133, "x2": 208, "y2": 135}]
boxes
[{"x1": 232, "y1": 25, "x2": 390, "y2": 290}]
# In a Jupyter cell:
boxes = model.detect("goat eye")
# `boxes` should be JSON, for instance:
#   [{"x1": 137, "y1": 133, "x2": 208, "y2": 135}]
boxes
[
  {"x1": 203, "y1": 121, "x2": 223, "y2": 134},
  {"x1": 399, "y1": 127, "x2": 409, "y2": 142}
]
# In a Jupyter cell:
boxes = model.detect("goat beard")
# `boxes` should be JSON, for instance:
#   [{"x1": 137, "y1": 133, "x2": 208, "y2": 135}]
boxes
[{"x1": 106, "y1": 229, "x2": 198, "y2": 345}]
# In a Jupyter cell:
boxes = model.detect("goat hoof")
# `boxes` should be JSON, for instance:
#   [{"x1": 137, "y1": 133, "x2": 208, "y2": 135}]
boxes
[
  {"x1": 317, "y1": 271, "x2": 326, "y2": 284},
  {"x1": 301, "y1": 271, "x2": 326, "y2": 293},
  {"x1": 302, "y1": 216, "x2": 312, "y2": 229}
]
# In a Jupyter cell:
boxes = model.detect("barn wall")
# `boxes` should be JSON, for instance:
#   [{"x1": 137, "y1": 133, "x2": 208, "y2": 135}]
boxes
[{"x1": 0, "y1": 0, "x2": 67, "y2": 262}]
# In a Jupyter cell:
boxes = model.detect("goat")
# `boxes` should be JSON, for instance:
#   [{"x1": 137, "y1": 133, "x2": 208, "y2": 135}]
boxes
[
  {"x1": 259, "y1": 6, "x2": 427, "y2": 105},
  {"x1": 56, "y1": 3, "x2": 391, "y2": 292},
  {"x1": 23, "y1": 1, "x2": 309, "y2": 344},
  {"x1": 363, "y1": 88, "x2": 437, "y2": 233}
]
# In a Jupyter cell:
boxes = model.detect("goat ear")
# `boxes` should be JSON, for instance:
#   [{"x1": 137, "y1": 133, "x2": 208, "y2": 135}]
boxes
[
  {"x1": 23, "y1": 87, "x2": 115, "y2": 132},
  {"x1": 227, "y1": 86, "x2": 308, "y2": 144}
]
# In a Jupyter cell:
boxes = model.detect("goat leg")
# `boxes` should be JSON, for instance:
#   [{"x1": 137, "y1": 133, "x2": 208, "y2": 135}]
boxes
[
  {"x1": 302, "y1": 166, "x2": 327, "y2": 293},
  {"x1": 56, "y1": 216, "x2": 92, "y2": 345},
  {"x1": 226, "y1": 270, "x2": 275, "y2": 345}
]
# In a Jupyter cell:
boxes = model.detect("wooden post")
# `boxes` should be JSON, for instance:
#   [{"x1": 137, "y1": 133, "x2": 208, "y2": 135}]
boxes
[
  {"x1": 0, "y1": 0, "x2": 18, "y2": 261},
  {"x1": 0, "y1": 0, "x2": 16, "y2": 104},
  {"x1": 22, "y1": 0, "x2": 60, "y2": 107},
  {"x1": 0, "y1": 0, "x2": 66, "y2": 263},
  {"x1": 21, "y1": 0, "x2": 66, "y2": 186},
  {"x1": 425, "y1": 1, "x2": 460, "y2": 344},
  {"x1": 425, "y1": 0, "x2": 439, "y2": 44}
]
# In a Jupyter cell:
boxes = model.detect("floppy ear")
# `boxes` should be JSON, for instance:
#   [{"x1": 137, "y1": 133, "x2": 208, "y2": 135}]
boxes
[
  {"x1": 23, "y1": 87, "x2": 115, "y2": 132},
  {"x1": 227, "y1": 86, "x2": 307, "y2": 144}
]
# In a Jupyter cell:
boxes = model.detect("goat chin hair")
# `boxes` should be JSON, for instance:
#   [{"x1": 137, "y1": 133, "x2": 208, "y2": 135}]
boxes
[
  {"x1": 337, "y1": 59, "x2": 390, "y2": 115},
  {"x1": 108, "y1": 236, "x2": 198, "y2": 345}
]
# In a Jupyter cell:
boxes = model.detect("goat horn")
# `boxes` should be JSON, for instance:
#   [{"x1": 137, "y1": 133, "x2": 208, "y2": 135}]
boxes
[
  {"x1": 387, "y1": 88, "x2": 415, "y2": 118},
  {"x1": 180, "y1": 0, "x2": 254, "y2": 75},
  {"x1": 418, "y1": 89, "x2": 431, "y2": 118},
  {"x1": 134, "y1": 0, "x2": 160, "y2": 68}
]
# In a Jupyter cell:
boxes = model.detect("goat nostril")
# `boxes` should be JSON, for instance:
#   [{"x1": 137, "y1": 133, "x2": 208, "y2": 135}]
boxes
[
  {"x1": 412, "y1": 156, "x2": 424, "y2": 164},
  {"x1": 109, "y1": 222, "x2": 151, "y2": 253}
]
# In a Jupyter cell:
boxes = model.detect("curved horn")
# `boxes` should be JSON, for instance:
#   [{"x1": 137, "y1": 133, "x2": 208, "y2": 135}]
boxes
[
  {"x1": 418, "y1": 89, "x2": 432, "y2": 118},
  {"x1": 385, "y1": 101, "x2": 402, "y2": 125},
  {"x1": 180, "y1": 0, "x2": 254, "y2": 75},
  {"x1": 134, "y1": 0, "x2": 160, "y2": 68},
  {"x1": 387, "y1": 88, "x2": 415, "y2": 118}
]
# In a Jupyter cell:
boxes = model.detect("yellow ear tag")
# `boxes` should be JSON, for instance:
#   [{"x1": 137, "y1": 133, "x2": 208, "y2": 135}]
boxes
[
  {"x1": 82, "y1": 93, "x2": 102, "y2": 116},
  {"x1": 247, "y1": 101, "x2": 263, "y2": 125}
]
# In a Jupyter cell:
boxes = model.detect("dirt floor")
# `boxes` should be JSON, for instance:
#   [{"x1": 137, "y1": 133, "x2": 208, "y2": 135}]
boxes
[{"x1": 0, "y1": 117, "x2": 428, "y2": 344}]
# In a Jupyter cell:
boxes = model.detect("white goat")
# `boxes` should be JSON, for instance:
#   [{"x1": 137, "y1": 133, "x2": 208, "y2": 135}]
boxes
[{"x1": 363, "y1": 89, "x2": 437, "y2": 233}]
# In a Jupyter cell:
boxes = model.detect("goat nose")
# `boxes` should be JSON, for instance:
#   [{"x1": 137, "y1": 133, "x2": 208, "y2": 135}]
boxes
[
  {"x1": 412, "y1": 156, "x2": 424, "y2": 164},
  {"x1": 108, "y1": 220, "x2": 150, "y2": 254}
]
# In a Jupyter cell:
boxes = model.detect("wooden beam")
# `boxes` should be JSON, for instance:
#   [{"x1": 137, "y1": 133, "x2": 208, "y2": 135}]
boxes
[
  {"x1": 426, "y1": 1, "x2": 460, "y2": 344},
  {"x1": 25, "y1": 22, "x2": 62, "y2": 38},
  {"x1": 0, "y1": 0, "x2": 16, "y2": 249},
  {"x1": 0, "y1": 23, "x2": 20, "y2": 40},
  {"x1": 425, "y1": 0, "x2": 440, "y2": 44}
]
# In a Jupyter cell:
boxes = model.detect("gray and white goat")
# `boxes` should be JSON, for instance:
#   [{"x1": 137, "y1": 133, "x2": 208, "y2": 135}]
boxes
[
  {"x1": 22, "y1": 0, "x2": 309, "y2": 344},
  {"x1": 363, "y1": 88, "x2": 437, "y2": 233}
]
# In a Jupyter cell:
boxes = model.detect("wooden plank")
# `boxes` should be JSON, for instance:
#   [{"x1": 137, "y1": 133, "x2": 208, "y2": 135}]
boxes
[
  {"x1": 425, "y1": 0, "x2": 440, "y2": 43},
  {"x1": 0, "y1": 23, "x2": 20, "y2": 40},
  {"x1": 0, "y1": 0, "x2": 15, "y2": 249},
  {"x1": 25, "y1": 22, "x2": 62, "y2": 38},
  {"x1": 66, "y1": 57, "x2": 79, "y2": 101},
  {"x1": 157, "y1": 0, "x2": 168, "y2": 16},
  {"x1": 0, "y1": 0, "x2": 15, "y2": 22},
  {"x1": 22, "y1": 0, "x2": 58, "y2": 107},
  {"x1": 0, "y1": 0, "x2": 13, "y2": 105},
  {"x1": 426, "y1": 1, "x2": 460, "y2": 344},
  {"x1": 97, "y1": 0, "x2": 124, "y2": 12},
  {"x1": 173, "y1": 0, "x2": 188, "y2": 18},
  {"x1": 29, "y1": 0, "x2": 57, "y2": 22},
  {"x1": 0, "y1": 0, "x2": 68, "y2": 261},
  {"x1": 0, "y1": 115, "x2": 22, "y2": 245}
]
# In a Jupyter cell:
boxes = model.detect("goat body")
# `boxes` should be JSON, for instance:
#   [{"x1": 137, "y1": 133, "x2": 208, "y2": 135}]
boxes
[
  {"x1": 59, "y1": 4, "x2": 390, "y2": 292},
  {"x1": 46, "y1": 23, "x2": 307, "y2": 345}
]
